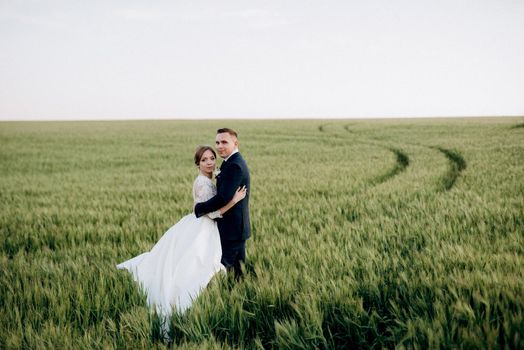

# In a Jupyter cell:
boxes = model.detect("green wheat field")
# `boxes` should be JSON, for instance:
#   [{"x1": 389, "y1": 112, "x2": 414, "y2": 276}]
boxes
[{"x1": 1, "y1": 117, "x2": 523, "y2": 349}]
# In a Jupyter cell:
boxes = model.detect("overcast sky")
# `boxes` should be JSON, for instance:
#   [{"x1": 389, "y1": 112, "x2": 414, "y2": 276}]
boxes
[{"x1": 1, "y1": 0, "x2": 523, "y2": 120}]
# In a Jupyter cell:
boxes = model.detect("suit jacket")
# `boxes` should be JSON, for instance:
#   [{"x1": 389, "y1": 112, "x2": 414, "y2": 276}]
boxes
[{"x1": 194, "y1": 152, "x2": 251, "y2": 241}]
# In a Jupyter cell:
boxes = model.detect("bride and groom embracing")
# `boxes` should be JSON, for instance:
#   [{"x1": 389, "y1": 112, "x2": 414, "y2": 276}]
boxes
[{"x1": 117, "y1": 128, "x2": 251, "y2": 317}]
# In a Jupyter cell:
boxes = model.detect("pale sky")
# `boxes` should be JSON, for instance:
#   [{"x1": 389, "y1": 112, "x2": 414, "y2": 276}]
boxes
[{"x1": 1, "y1": 0, "x2": 523, "y2": 120}]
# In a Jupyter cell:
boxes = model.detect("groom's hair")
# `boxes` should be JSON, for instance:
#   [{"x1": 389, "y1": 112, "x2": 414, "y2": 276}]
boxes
[{"x1": 217, "y1": 128, "x2": 238, "y2": 138}]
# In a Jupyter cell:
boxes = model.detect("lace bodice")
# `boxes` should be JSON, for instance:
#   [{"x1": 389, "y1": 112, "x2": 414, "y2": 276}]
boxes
[
  {"x1": 192, "y1": 175, "x2": 217, "y2": 204},
  {"x1": 192, "y1": 175, "x2": 222, "y2": 219}
]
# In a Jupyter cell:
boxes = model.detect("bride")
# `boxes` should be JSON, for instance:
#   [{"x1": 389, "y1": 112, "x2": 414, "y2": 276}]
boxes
[{"x1": 116, "y1": 145, "x2": 246, "y2": 318}]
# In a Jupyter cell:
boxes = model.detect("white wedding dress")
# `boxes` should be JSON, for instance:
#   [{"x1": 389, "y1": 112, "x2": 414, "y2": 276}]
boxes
[{"x1": 116, "y1": 174, "x2": 225, "y2": 317}]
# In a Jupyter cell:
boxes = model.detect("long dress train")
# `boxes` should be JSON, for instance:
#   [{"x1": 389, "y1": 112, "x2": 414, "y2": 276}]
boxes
[{"x1": 116, "y1": 174, "x2": 225, "y2": 320}]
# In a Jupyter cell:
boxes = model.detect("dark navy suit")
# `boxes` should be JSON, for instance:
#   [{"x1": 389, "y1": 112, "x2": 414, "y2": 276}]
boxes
[{"x1": 194, "y1": 152, "x2": 250, "y2": 276}]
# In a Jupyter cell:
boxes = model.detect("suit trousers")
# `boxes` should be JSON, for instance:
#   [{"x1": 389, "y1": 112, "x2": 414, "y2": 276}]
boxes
[{"x1": 220, "y1": 240, "x2": 246, "y2": 279}]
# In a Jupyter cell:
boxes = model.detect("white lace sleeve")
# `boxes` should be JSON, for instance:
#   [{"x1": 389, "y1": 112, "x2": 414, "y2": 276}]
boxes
[
  {"x1": 192, "y1": 175, "x2": 222, "y2": 219},
  {"x1": 193, "y1": 176, "x2": 212, "y2": 204},
  {"x1": 207, "y1": 210, "x2": 222, "y2": 219}
]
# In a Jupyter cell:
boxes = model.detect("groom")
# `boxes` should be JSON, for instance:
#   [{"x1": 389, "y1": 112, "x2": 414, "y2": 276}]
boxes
[{"x1": 194, "y1": 128, "x2": 251, "y2": 279}]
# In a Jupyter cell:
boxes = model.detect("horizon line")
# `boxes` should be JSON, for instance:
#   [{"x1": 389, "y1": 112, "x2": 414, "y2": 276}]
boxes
[{"x1": 1, "y1": 115, "x2": 523, "y2": 122}]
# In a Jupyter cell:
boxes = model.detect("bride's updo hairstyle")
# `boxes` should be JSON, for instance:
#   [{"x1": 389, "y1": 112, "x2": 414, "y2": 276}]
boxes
[{"x1": 194, "y1": 145, "x2": 216, "y2": 166}]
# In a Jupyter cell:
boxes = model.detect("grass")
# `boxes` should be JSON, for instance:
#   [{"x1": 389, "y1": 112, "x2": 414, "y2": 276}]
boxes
[{"x1": 1, "y1": 117, "x2": 523, "y2": 349}]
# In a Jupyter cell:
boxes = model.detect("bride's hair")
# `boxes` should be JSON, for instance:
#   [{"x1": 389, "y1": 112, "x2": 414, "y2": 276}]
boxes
[{"x1": 194, "y1": 145, "x2": 216, "y2": 166}]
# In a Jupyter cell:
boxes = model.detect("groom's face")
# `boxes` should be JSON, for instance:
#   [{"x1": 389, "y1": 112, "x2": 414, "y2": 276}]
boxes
[{"x1": 215, "y1": 132, "x2": 238, "y2": 159}]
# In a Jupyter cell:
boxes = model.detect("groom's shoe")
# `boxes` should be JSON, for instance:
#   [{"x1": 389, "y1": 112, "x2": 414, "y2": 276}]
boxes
[
  {"x1": 224, "y1": 264, "x2": 244, "y2": 283},
  {"x1": 233, "y1": 261, "x2": 245, "y2": 282}
]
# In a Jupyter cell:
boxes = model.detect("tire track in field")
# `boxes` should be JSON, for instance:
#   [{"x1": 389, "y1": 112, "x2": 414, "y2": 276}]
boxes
[
  {"x1": 343, "y1": 124, "x2": 356, "y2": 134},
  {"x1": 312, "y1": 123, "x2": 468, "y2": 257},
  {"x1": 307, "y1": 124, "x2": 412, "y2": 228},
  {"x1": 343, "y1": 124, "x2": 467, "y2": 192},
  {"x1": 358, "y1": 145, "x2": 410, "y2": 188},
  {"x1": 432, "y1": 147, "x2": 467, "y2": 191},
  {"x1": 334, "y1": 124, "x2": 411, "y2": 187},
  {"x1": 312, "y1": 124, "x2": 467, "y2": 230},
  {"x1": 510, "y1": 122, "x2": 524, "y2": 129},
  {"x1": 318, "y1": 123, "x2": 328, "y2": 132},
  {"x1": 295, "y1": 124, "x2": 413, "y2": 232},
  {"x1": 387, "y1": 141, "x2": 466, "y2": 192}
]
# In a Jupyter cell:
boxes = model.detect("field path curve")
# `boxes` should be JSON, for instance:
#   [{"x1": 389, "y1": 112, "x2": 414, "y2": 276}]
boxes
[
  {"x1": 321, "y1": 123, "x2": 412, "y2": 187},
  {"x1": 433, "y1": 146, "x2": 467, "y2": 191},
  {"x1": 343, "y1": 124, "x2": 355, "y2": 133},
  {"x1": 366, "y1": 146, "x2": 410, "y2": 186},
  {"x1": 336, "y1": 123, "x2": 468, "y2": 193}
]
